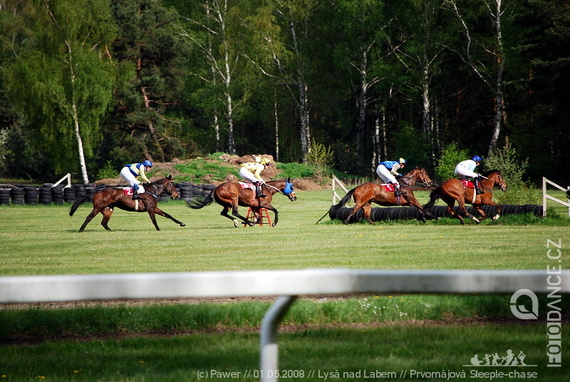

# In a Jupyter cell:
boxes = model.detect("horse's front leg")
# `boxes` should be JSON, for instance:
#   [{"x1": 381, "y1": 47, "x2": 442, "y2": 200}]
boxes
[
  {"x1": 481, "y1": 199, "x2": 501, "y2": 221},
  {"x1": 457, "y1": 199, "x2": 480, "y2": 224},
  {"x1": 147, "y1": 209, "x2": 161, "y2": 231},
  {"x1": 153, "y1": 207, "x2": 186, "y2": 227},
  {"x1": 406, "y1": 198, "x2": 427, "y2": 223},
  {"x1": 262, "y1": 206, "x2": 278, "y2": 227}
]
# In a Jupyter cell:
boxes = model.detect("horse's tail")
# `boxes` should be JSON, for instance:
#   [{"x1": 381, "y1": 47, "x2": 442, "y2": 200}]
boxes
[
  {"x1": 423, "y1": 186, "x2": 441, "y2": 209},
  {"x1": 187, "y1": 191, "x2": 214, "y2": 209},
  {"x1": 332, "y1": 188, "x2": 355, "y2": 211},
  {"x1": 69, "y1": 195, "x2": 89, "y2": 216}
]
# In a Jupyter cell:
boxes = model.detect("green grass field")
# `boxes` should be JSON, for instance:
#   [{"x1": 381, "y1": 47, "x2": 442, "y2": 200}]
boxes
[{"x1": 1, "y1": 190, "x2": 569, "y2": 381}]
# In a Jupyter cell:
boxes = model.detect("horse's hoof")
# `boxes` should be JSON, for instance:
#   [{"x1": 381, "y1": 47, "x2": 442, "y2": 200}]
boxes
[
  {"x1": 180, "y1": 223, "x2": 186, "y2": 227},
  {"x1": 492, "y1": 214, "x2": 500, "y2": 221},
  {"x1": 233, "y1": 220, "x2": 239, "y2": 227}
]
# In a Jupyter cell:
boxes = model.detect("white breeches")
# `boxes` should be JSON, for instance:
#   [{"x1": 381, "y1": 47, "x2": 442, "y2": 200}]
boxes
[
  {"x1": 239, "y1": 167, "x2": 261, "y2": 183},
  {"x1": 454, "y1": 164, "x2": 478, "y2": 179},
  {"x1": 376, "y1": 165, "x2": 398, "y2": 184},
  {"x1": 120, "y1": 167, "x2": 145, "y2": 193}
]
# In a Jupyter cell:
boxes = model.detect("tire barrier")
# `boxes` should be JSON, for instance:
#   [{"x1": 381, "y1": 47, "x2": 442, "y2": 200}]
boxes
[
  {"x1": 0, "y1": 182, "x2": 217, "y2": 205},
  {"x1": 329, "y1": 204, "x2": 544, "y2": 223}
]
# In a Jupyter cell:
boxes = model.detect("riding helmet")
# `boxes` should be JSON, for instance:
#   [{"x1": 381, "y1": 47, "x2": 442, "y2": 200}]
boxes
[
  {"x1": 399, "y1": 158, "x2": 407, "y2": 164},
  {"x1": 471, "y1": 155, "x2": 482, "y2": 162},
  {"x1": 143, "y1": 160, "x2": 153, "y2": 167}
]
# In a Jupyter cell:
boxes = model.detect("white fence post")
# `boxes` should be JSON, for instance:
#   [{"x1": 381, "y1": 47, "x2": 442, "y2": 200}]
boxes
[
  {"x1": 542, "y1": 177, "x2": 570, "y2": 217},
  {"x1": 260, "y1": 296, "x2": 297, "y2": 382}
]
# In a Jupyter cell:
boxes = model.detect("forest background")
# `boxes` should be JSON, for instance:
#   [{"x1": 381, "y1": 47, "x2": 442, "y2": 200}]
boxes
[{"x1": 0, "y1": 0, "x2": 567, "y2": 186}]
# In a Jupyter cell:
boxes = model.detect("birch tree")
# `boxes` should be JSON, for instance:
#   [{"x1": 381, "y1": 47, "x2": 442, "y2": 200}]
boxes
[
  {"x1": 1, "y1": 0, "x2": 116, "y2": 183},
  {"x1": 444, "y1": 0, "x2": 510, "y2": 156}
]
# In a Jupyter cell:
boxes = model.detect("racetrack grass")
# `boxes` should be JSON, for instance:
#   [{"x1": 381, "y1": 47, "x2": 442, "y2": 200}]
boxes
[
  {"x1": 0, "y1": 321, "x2": 567, "y2": 382},
  {"x1": 0, "y1": 190, "x2": 568, "y2": 275},
  {"x1": 1, "y1": 190, "x2": 569, "y2": 381}
]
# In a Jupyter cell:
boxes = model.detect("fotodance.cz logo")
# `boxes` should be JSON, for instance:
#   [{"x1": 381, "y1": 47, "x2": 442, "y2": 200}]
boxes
[{"x1": 510, "y1": 289, "x2": 539, "y2": 320}]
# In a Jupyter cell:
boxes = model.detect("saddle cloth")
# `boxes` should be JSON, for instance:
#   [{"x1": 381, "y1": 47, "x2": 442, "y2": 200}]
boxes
[
  {"x1": 381, "y1": 184, "x2": 395, "y2": 192},
  {"x1": 122, "y1": 188, "x2": 135, "y2": 196},
  {"x1": 461, "y1": 180, "x2": 475, "y2": 189},
  {"x1": 238, "y1": 182, "x2": 256, "y2": 191}
]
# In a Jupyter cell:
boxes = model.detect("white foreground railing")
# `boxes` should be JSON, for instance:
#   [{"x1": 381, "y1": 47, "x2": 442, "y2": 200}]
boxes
[{"x1": 1, "y1": 269, "x2": 569, "y2": 381}]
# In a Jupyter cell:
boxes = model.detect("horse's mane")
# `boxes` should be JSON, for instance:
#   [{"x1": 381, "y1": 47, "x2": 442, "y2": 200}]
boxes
[{"x1": 483, "y1": 169, "x2": 500, "y2": 176}]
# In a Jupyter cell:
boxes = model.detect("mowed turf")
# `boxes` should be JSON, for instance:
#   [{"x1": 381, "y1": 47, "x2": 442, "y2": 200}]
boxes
[
  {"x1": 0, "y1": 190, "x2": 567, "y2": 275},
  {"x1": 0, "y1": 189, "x2": 569, "y2": 381}
]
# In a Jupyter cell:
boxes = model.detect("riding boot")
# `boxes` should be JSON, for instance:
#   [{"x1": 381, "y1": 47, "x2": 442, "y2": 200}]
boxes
[
  {"x1": 256, "y1": 183, "x2": 266, "y2": 198},
  {"x1": 474, "y1": 179, "x2": 484, "y2": 194},
  {"x1": 394, "y1": 186, "x2": 403, "y2": 196},
  {"x1": 132, "y1": 188, "x2": 141, "y2": 200}
]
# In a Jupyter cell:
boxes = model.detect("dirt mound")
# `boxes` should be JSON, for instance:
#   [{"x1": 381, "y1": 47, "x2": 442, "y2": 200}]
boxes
[{"x1": 94, "y1": 155, "x2": 326, "y2": 190}]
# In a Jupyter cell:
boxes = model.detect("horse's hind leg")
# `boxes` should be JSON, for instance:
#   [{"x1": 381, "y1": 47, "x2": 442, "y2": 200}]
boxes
[
  {"x1": 100, "y1": 207, "x2": 114, "y2": 231},
  {"x1": 231, "y1": 206, "x2": 253, "y2": 227},
  {"x1": 79, "y1": 208, "x2": 103, "y2": 232},
  {"x1": 362, "y1": 203, "x2": 374, "y2": 225}
]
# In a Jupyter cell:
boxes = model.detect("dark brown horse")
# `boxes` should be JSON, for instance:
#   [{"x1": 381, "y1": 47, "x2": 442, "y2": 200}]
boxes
[
  {"x1": 187, "y1": 178, "x2": 297, "y2": 227},
  {"x1": 69, "y1": 175, "x2": 185, "y2": 231},
  {"x1": 423, "y1": 170, "x2": 507, "y2": 224},
  {"x1": 334, "y1": 167, "x2": 433, "y2": 224}
]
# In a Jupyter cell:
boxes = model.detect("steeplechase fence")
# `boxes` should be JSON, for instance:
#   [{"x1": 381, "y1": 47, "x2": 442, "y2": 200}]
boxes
[
  {"x1": 1, "y1": 269, "x2": 569, "y2": 382},
  {"x1": 542, "y1": 177, "x2": 570, "y2": 217}
]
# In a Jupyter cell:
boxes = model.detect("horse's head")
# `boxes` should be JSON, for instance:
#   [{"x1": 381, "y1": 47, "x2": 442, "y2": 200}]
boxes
[
  {"x1": 486, "y1": 170, "x2": 507, "y2": 192},
  {"x1": 402, "y1": 167, "x2": 432, "y2": 187},
  {"x1": 152, "y1": 174, "x2": 180, "y2": 199},
  {"x1": 416, "y1": 167, "x2": 432, "y2": 187},
  {"x1": 282, "y1": 178, "x2": 297, "y2": 201}
]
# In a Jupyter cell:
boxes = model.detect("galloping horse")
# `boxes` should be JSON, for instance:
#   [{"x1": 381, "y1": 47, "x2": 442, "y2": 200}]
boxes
[
  {"x1": 333, "y1": 167, "x2": 433, "y2": 224},
  {"x1": 423, "y1": 170, "x2": 507, "y2": 224},
  {"x1": 69, "y1": 175, "x2": 185, "y2": 231},
  {"x1": 187, "y1": 178, "x2": 297, "y2": 227}
]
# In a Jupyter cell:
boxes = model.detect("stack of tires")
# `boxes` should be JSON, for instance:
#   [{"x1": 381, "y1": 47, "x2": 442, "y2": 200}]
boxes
[{"x1": 329, "y1": 204, "x2": 544, "y2": 223}]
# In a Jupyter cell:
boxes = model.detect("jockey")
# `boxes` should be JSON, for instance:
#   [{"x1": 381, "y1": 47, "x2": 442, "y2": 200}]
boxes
[
  {"x1": 239, "y1": 157, "x2": 270, "y2": 198},
  {"x1": 455, "y1": 155, "x2": 484, "y2": 194},
  {"x1": 120, "y1": 160, "x2": 153, "y2": 200},
  {"x1": 376, "y1": 158, "x2": 407, "y2": 196}
]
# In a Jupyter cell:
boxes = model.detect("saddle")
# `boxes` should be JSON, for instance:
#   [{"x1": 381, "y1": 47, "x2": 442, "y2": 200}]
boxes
[
  {"x1": 122, "y1": 188, "x2": 135, "y2": 196},
  {"x1": 461, "y1": 180, "x2": 475, "y2": 189},
  {"x1": 238, "y1": 182, "x2": 256, "y2": 192},
  {"x1": 381, "y1": 184, "x2": 396, "y2": 192}
]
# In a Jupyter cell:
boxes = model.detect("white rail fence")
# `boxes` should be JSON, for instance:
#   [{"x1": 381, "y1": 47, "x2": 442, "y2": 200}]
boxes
[
  {"x1": 1, "y1": 269, "x2": 569, "y2": 382},
  {"x1": 542, "y1": 177, "x2": 570, "y2": 217}
]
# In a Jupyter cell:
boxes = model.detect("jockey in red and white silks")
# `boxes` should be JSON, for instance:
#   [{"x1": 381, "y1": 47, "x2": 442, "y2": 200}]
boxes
[{"x1": 454, "y1": 156, "x2": 482, "y2": 179}]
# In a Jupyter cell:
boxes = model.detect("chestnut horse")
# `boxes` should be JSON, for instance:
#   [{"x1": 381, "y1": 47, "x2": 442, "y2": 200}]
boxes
[
  {"x1": 333, "y1": 167, "x2": 433, "y2": 224},
  {"x1": 187, "y1": 178, "x2": 297, "y2": 227},
  {"x1": 69, "y1": 175, "x2": 185, "y2": 231},
  {"x1": 423, "y1": 170, "x2": 507, "y2": 224}
]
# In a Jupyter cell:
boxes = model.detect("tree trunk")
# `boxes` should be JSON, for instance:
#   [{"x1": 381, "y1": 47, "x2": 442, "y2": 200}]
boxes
[{"x1": 141, "y1": 87, "x2": 165, "y2": 161}]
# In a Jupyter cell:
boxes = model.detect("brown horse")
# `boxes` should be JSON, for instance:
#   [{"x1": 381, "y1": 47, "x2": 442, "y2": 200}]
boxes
[
  {"x1": 423, "y1": 170, "x2": 507, "y2": 224},
  {"x1": 333, "y1": 167, "x2": 433, "y2": 224},
  {"x1": 69, "y1": 175, "x2": 185, "y2": 232},
  {"x1": 187, "y1": 178, "x2": 297, "y2": 227}
]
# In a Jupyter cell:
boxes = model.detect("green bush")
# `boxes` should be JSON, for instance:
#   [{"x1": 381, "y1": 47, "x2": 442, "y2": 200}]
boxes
[
  {"x1": 434, "y1": 143, "x2": 470, "y2": 181},
  {"x1": 484, "y1": 146, "x2": 539, "y2": 205},
  {"x1": 96, "y1": 161, "x2": 118, "y2": 180},
  {"x1": 307, "y1": 140, "x2": 334, "y2": 181},
  {"x1": 277, "y1": 162, "x2": 315, "y2": 179}
]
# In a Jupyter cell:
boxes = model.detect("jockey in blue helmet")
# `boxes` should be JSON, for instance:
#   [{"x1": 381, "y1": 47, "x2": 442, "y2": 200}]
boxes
[
  {"x1": 120, "y1": 160, "x2": 153, "y2": 200},
  {"x1": 455, "y1": 155, "x2": 484, "y2": 194}
]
